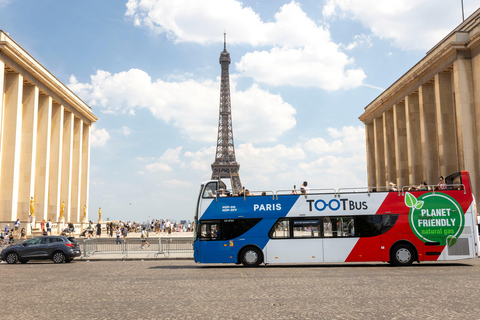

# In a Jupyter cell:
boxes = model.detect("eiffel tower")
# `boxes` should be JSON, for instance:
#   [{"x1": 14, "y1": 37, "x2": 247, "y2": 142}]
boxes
[{"x1": 211, "y1": 33, "x2": 242, "y2": 191}]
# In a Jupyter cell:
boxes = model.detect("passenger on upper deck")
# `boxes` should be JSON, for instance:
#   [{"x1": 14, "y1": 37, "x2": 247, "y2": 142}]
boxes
[
  {"x1": 292, "y1": 185, "x2": 297, "y2": 195},
  {"x1": 419, "y1": 181, "x2": 428, "y2": 191},
  {"x1": 388, "y1": 182, "x2": 398, "y2": 192},
  {"x1": 438, "y1": 176, "x2": 447, "y2": 190},
  {"x1": 300, "y1": 181, "x2": 309, "y2": 194}
]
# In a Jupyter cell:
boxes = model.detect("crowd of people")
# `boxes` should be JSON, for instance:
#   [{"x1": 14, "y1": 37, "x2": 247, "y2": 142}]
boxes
[
  {"x1": 1, "y1": 219, "x2": 26, "y2": 245},
  {"x1": 0, "y1": 218, "x2": 193, "y2": 247},
  {"x1": 387, "y1": 175, "x2": 462, "y2": 192},
  {"x1": 81, "y1": 219, "x2": 193, "y2": 239}
]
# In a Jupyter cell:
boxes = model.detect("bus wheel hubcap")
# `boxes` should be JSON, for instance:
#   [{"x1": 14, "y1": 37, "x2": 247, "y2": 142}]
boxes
[
  {"x1": 244, "y1": 250, "x2": 258, "y2": 264},
  {"x1": 396, "y1": 248, "x2": 411, "y2": 263}
]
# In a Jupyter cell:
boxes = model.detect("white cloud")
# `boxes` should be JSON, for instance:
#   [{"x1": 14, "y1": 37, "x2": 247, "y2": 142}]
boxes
[
  {"x1": 125, "y1": 0, "x2": 366, "y2": 90},
  {"x1": 144, "y1": 147, "x2": 184, "y2": 173},
  {"x1": 90, "y1": 124, "x2": 110, "y2": 148},
  {"x1": 343, "y1": 34, "x2": 372, "y2": 50},
  {"x1": 161, "y1": 179, "x2": 194, "y2": 188},
  {"x1": 145, "y1": 162, "x2": 172, "y2": 172},
  {"x1": 122, "y1": 126, "x2": 131, "y2": 136},
  {"x1": 159, "y1": 147, "x2": 183, "y2": 164},
  {"x1": 68, "y1": 69, "x2": 296, "y2": 143},
  {"x1": 323, "y1": 0, "x2": 480, "y2": 51},
  {"x1": 236, "y1": 46, "x2": 365, "y2": 90},
  {"x1": 129, "y1": 125, "x2": 366, "y2": 202}
]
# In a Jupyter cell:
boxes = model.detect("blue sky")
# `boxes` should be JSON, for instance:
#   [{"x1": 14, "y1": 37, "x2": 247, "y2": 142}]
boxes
[{"x1": 1, "y1": 0, "x2": 478, "y2": 222}]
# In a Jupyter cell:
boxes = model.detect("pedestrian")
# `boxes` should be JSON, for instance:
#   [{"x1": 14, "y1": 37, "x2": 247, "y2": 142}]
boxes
[
  {"x1": 106, "y1": 223, "x2": 110, "y2": 236},
  {"x1": 20, "y1": 228, "x2": 26, "y2": 240},
  {"x1": 109, "y1": 222, "x2": 113, "y2": 237},
  {"x1": 8, "y1": 230, "x2": 14, "y2": 244},
  {"x1": 96, "y1": 222, "x2": 102, "y2": 237},
  {"x1": 122, "y1": 226, "x2": 128, "y2": 240},
  {"x1": 46, "y1": 219, "x2": 52, "y2": 235},
  {"x1": 29, "y1": 214, "x2": 34, "y2": 236},
  {"x1": 87, "y1": 221, "x2": 94, "y2": 238},
  {"x1": 40, "y1": 219, "x2": 45, "y2": 233},
  {"x1": 115, "y1": 227, "x2": 121, "y2": 244},
  {"x1": 140, "y1": 227, "x2": 150, "y2": 249},
  {"x1": 4, "y1": 228, "x2": 9, "y2": 245},
  {"x1": 14, "y1": 219, "x2": 20, "y2": 235}
]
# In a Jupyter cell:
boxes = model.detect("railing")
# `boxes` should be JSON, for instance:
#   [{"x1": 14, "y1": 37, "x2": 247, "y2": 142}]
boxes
[{"x1": 80, "y1": 237, "x2": 193, "y2": 259}]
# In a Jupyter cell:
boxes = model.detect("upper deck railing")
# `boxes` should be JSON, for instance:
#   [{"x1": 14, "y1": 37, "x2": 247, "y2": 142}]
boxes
[{"x1": 209, "y1": 183, "x2": 467, "y2": 201}]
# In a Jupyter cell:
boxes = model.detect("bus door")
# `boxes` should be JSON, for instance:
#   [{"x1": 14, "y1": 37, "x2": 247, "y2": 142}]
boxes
[
  {"x1": 265, "y1": 219, "x2": 323, "y2": 264},
  {"x1": 199, "y1": 220, "x2": 235, "y2": 263},
  {"x1": 322, "y1": 217, "x2": 359, "y2": 262}
]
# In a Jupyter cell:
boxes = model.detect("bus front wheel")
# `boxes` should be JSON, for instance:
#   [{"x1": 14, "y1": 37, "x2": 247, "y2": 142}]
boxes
[
  {"x1": 240, "y1": 246, "x2": 263, "y2": 267},
  {"x1": 391, "y1": 244, "x2": 414, "y2": 266}
]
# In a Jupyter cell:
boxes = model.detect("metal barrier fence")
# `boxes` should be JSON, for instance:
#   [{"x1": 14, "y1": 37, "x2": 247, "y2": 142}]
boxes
[{"x1": 80, "y1": 237, "x2": 193, "y2": 258}]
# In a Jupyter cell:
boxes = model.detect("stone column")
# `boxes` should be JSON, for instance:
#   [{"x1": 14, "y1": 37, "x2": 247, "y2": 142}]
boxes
[
  {"x1": 374, "y1": 116, "x2": 386, "y2": 188},
  {"x1": 61, "y1": 111, "x2": 74, "y2": 223},
  {"x1": 393, "y1": 102, "x2": 408, "y2": 188},
  {"x1": 435, "y1": 71, "x2": 458, "y2": 176},
  {"x1": 383, "y1": 109, "x2": 396, "y2": 186},
  {"x1": 34, "y1": 95, "x2": 52, "y2": 223},
  {"x1": 405, "y1": 92, "x2": 423, "y2": 185},
  {"x1": 0, "y1": 60, "x2": 4, "y2": 187},
  {"x1": 0, "y1": 73, "x2": 23, "y2": 221},
  {"x1": 70, "y1": 117, "x2": 83, "y2": 223},
  {"x1": 18, "y1": 84, "x2": 38, "y2": 221},
  {"x1": 453, "y1": 52, "x2": 479, "y2": 198},
  {"x1": 47, "y1": 103, "x2": 64, "y2": 222},
  {"x1": 471, "y1": 49, "x2": 480, "y2": 206},
  {"x1": 80, "y1": 123, "x2": 90, "y2": 221},
  {"x1": 418, "y1": 83, "x2": 438, "y2": 186},
  {"x1": 365, "y1": 122, "x2": 376, "y2": 188}
]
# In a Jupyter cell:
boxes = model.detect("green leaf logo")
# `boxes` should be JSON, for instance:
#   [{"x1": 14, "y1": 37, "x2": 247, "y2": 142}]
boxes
[
  {"x1": 405, "y1": 192, "x2": 417, "y2": 208},
  {"x1": 415, "y1": 201, "x2": 424, "y2": 209},
  {"x1": 447, "y1": 235, "x2": 457, "y2": 247}
]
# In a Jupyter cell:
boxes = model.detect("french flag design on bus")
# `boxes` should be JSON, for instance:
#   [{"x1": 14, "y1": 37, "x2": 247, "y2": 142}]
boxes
[{"x1": 193, "y1": 171, "x2": 480, "y2": 267}]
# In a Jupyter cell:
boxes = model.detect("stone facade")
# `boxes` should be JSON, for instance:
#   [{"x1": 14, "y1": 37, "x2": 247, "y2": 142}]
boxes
[
  {"x1": 359, "y1": 9, "x2": 480, "y2": 201},
  {"x1": 0, "y1": 31, "x2": 97, "y2": 223}
]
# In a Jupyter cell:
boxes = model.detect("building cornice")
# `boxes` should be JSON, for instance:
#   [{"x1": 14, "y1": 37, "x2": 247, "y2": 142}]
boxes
[
  {"x1": 359, "y1": 10, "x2": 480, "y2": 124},
  {"x1": 0, "y1": 31, "x2": 97, "y2": 123}
]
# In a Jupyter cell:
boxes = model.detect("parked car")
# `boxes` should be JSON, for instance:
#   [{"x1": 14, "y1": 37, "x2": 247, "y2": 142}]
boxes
[{"x1": 1, "y1": 236, "x2": 81, "y2": 264}]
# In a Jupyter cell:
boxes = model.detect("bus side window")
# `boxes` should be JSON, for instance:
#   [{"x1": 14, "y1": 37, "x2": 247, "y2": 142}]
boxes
[
  {"x1": 200, "y1": 221, "x2": 221, "y2": 240},
  {"x1": 293, "y1": 220, "x2": 320, "y2": 238},
  {"x1": 270, "y1": 219, "x2": 290, "y2": 239},
  {"x1": 324, "y1": 217, "x2": 354, "y2": 237}
]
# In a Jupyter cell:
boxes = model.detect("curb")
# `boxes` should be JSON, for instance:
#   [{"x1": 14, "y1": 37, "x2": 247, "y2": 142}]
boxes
[{"x1": 78, "y1": 257, "x2": 194, "y2": 261}]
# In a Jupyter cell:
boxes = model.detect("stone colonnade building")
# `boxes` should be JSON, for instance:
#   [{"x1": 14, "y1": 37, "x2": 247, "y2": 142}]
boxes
[
  {"x1": 0, "y1": 31, "x2": 97, "y2": 224},
  {"x1": 359, "y1": 9, "x2": 480, "y2": 201}
]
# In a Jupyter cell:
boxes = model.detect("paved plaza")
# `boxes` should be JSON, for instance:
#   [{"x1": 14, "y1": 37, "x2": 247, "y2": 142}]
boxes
[{"x1": 2, "y1": 258, "x2": 480, "y2": 319}]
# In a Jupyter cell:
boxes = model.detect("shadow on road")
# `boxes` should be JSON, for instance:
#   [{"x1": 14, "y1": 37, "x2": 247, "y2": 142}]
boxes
[{"x1": 148, "y1": 261, "x2": 474, "y2": 270}]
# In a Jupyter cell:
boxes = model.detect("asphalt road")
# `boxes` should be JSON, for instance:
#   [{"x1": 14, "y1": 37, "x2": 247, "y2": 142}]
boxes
[{"x1": 1, "y1": 258, "x2": 480, "y2": 319}]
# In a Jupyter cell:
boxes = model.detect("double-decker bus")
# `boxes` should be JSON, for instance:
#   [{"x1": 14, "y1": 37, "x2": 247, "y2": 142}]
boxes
[{"x1": 193, "y1": 171, "x2": 479, "y2": 267}]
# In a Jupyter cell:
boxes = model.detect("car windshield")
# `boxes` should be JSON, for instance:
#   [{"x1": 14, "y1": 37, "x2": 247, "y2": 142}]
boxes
[{"x1": 67, "y1": 237, "x2": 77, "y2": 244}]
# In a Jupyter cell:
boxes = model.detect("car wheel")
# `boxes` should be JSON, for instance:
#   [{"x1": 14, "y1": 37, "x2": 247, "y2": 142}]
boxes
[
  {"x1": 19, "y1": 260, "x2": 28, "y2": 264},
  {"x1": 6, "y1": 252, "x2": 18, "y2": 264},
  {"x1": 391, "y1": 244, "x2": 414, "y2": 266},
  {"x1": 240, "y1": 246, "x2": 263, "y2": 267},
  {"x1": 52, "y1": 251, "x2": 65, "y2": 264}
]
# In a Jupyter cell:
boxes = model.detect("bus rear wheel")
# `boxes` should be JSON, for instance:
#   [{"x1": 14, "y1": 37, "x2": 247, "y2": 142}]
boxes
[
  {"x1": 240, "y1": 246, "x2": 263, "y2": 267},
  {"x1": 391, "y1": 244, "x2": 414, "y2": 266}
]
